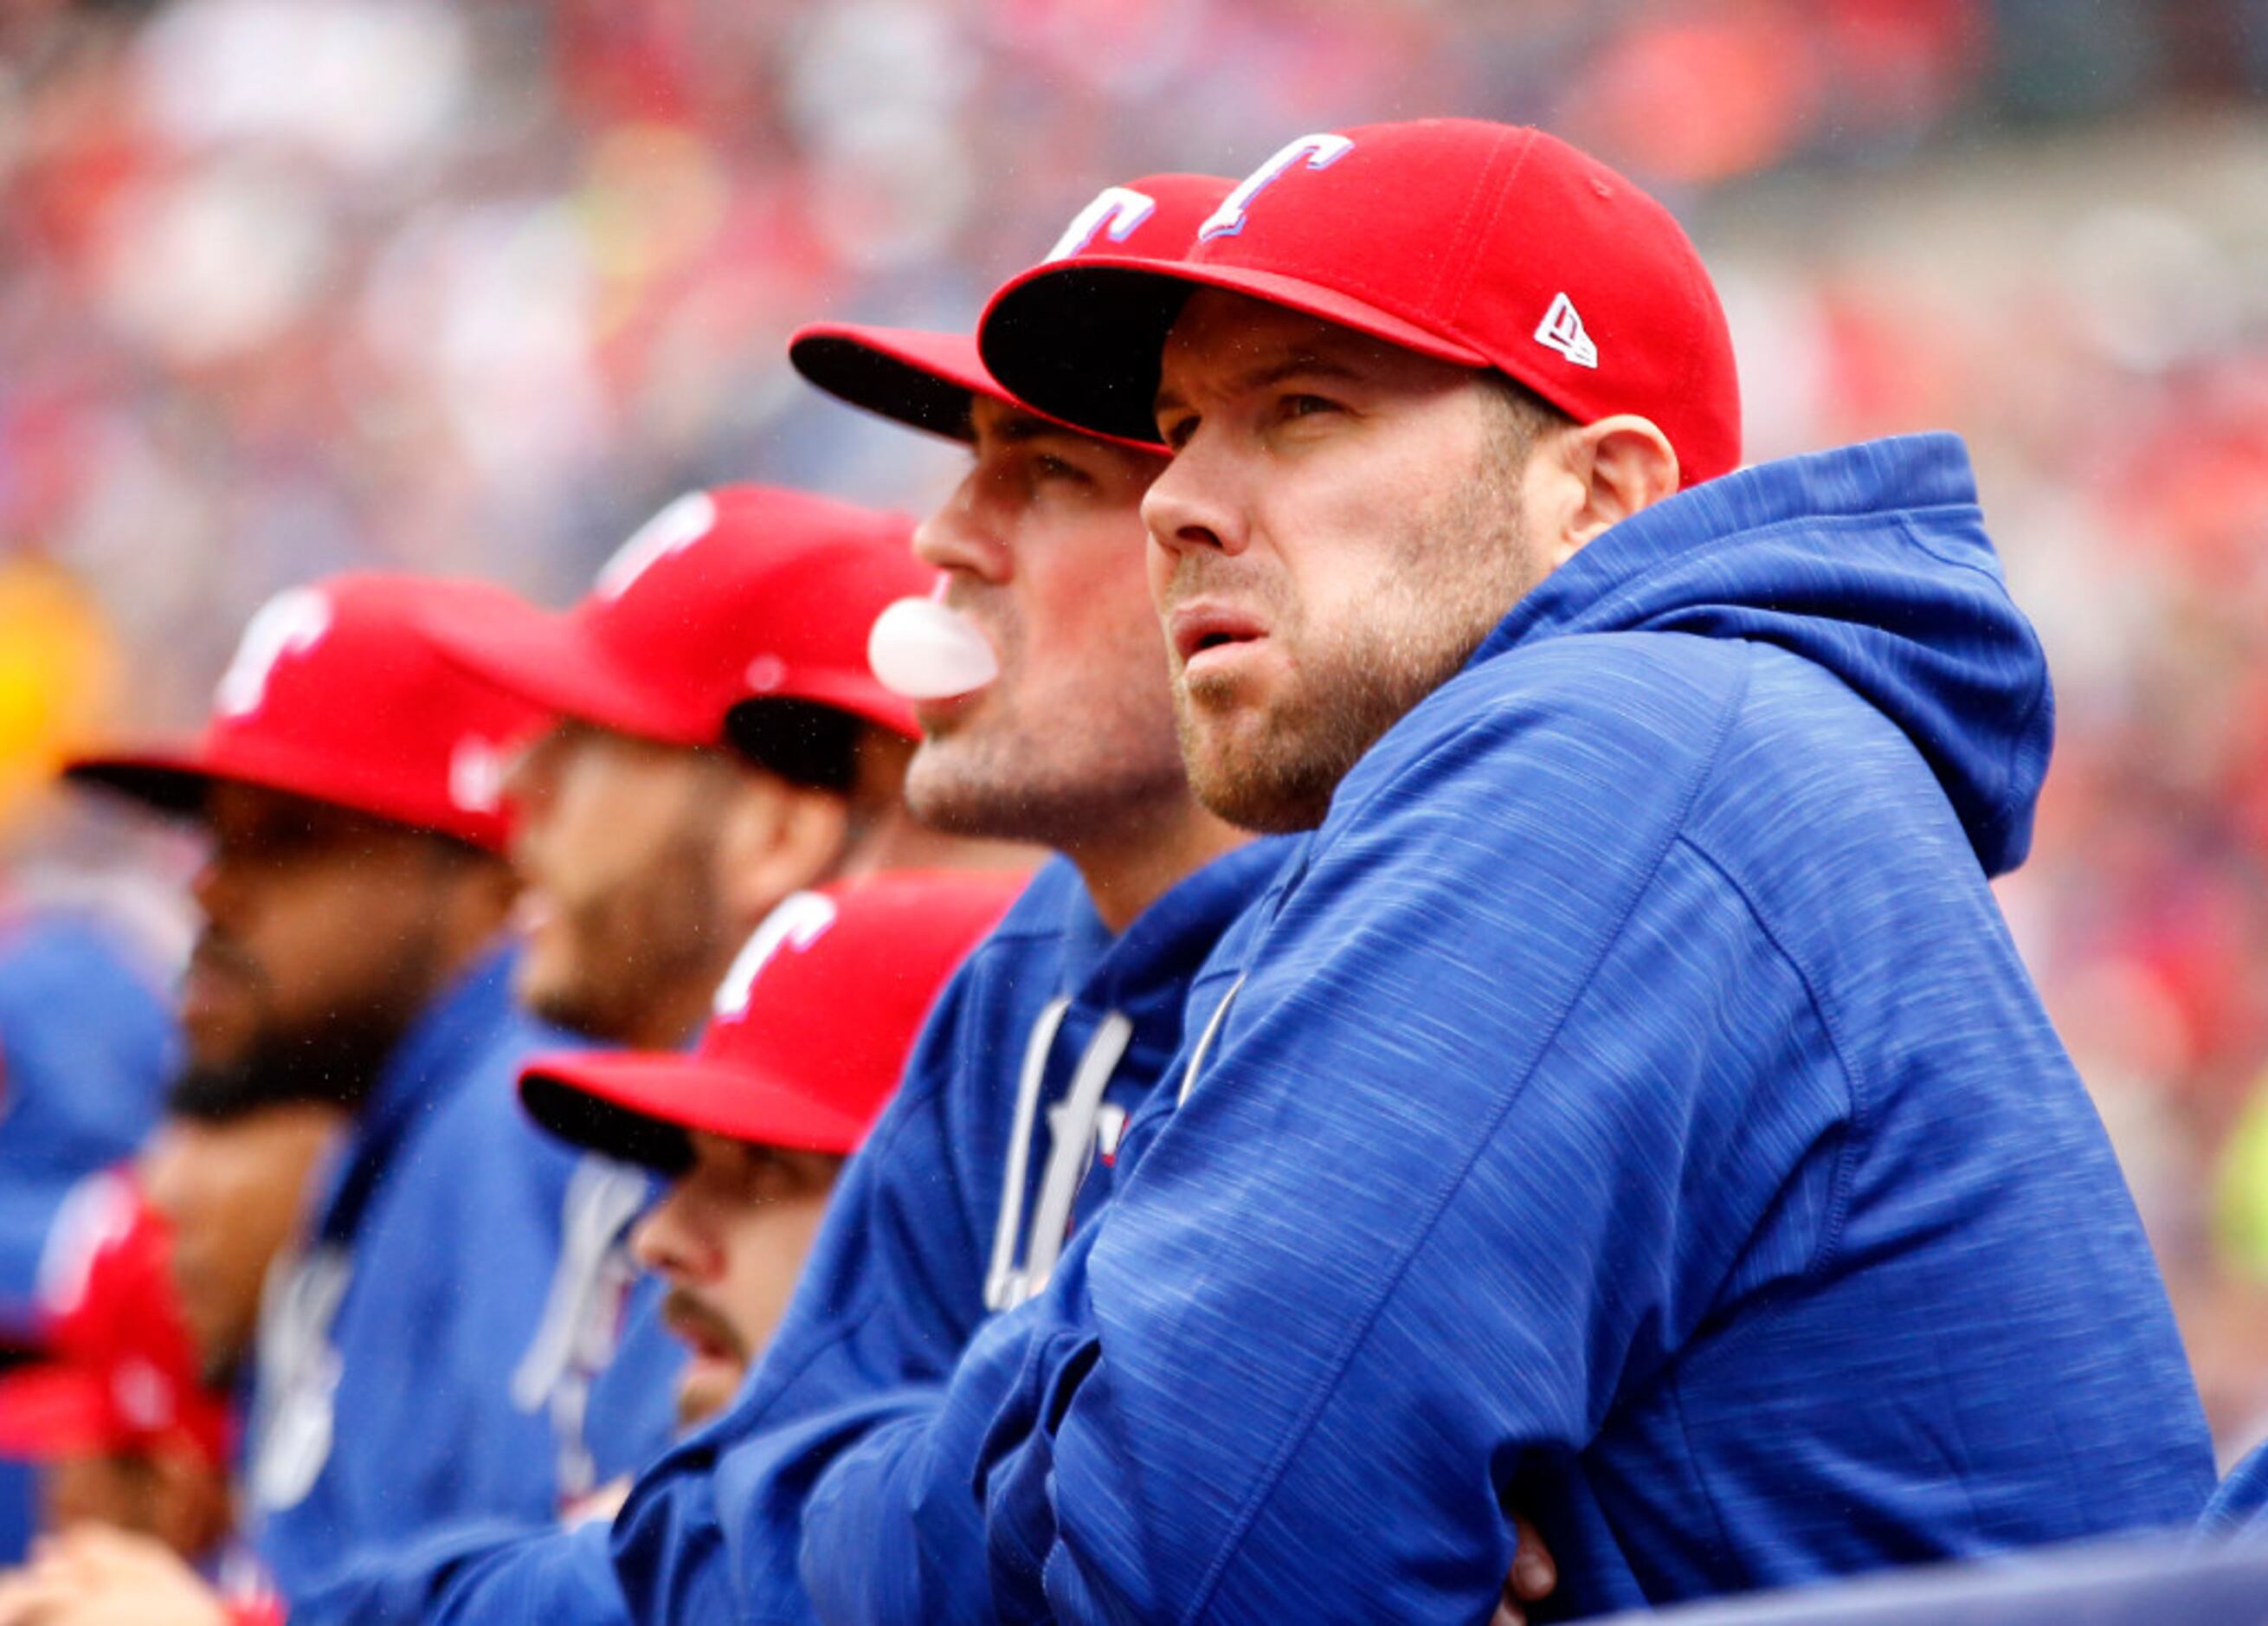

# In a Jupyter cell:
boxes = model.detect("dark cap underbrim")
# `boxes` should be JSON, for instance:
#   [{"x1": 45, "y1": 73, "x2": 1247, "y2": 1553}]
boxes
[
  {"x1": 519, "y1": 1049, "x2": 867, "y2": 1177},
  {"x1": 790, "y1": 319, "x2": 1172, "y2": 456},
  {"x1": 977, "y1": 258, "x2": 1488, "y2": 447}
]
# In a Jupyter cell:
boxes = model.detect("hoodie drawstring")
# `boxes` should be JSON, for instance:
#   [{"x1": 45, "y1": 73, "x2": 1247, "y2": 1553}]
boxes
[
  {"x1": 985, "y1": 997, "x2": 1072, "y2": 1311},
  {"x1": 1016, "y1": 1010, "x2": 1135, "y2": 1303}
]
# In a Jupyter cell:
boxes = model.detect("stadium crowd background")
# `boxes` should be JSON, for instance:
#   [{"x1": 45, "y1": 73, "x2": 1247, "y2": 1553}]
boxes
[{"x1": 3, "y1": 0, "x2": 2268, "y2": 1456}]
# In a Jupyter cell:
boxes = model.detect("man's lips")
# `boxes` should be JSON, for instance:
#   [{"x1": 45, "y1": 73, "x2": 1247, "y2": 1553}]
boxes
[{"x1": 1168, "y1": 603, "x2": 1268, "y2": 668}]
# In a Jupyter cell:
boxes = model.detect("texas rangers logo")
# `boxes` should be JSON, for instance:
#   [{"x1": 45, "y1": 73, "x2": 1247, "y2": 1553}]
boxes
[
  {"x1": 216, "y1": 588, "x2": 332, "y2": 719},
  {"x1": 1199, "y1": 133, "x2": 1355, "y2": 242},
  {"x1": 596, "y1": 492, "x2": 716, "y2": 602},
  {"x1": 1047, "y1": 186, "x2": 1157, "y2": 262},
  {"x1": 712, "y1": 892, "x2": 838, "y2": 1018}
]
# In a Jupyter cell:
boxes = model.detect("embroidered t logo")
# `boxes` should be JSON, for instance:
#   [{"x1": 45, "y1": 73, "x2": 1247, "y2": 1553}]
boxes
[
  {"x1": 596, "y1": 492, "x2": 716, "y2": 602},
  {"x1": 1535, "y1": 293, "x2": 1599, "y2": 370},
  {"x1": 1046, "y1": 186, "x2": 1157, "y2": 262},
  {"x1": 1199, "y1": 133, "x2": 1355, "y2": 242}
]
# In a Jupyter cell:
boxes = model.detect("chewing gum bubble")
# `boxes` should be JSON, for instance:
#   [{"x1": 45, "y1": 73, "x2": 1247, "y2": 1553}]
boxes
[{"x1": 867, "y1": 597, "x2": 999, "y2": 700}]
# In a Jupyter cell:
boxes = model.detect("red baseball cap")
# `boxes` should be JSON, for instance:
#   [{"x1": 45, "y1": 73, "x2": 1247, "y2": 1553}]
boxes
[
  {"x1": 66, "y1": 574, "x2": 547, "y2": 851},
  {"x1": 787, "y1": 173, "x2": 1234, "y2": 451},
  {"x1": 978, "y1": 120, "x2": 1742, "y2": 487},
  {"x1": 519, "y1": 870, "x2": 1022, "y2": 1173},
  {"x1": 0, "y1": 1172, "x2": 232, "y2": 1468},
  {"x1": 417, "y1": 486, "x2": 931, "y2": 752}
]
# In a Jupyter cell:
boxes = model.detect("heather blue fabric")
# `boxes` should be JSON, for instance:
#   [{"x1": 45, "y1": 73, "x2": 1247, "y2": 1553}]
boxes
[
  {"x1": 2200, "y1": 1441, "x2": 2268, "y2": 1539},
  {"x1": 281, "y1": 1132, "x2": 681, "y2": 1626},
  {"x1": 955, "y1": 434, "x2": 2212, "y2": 1622},
  {"x1": 292, "y1": 1513, "x2": 625, "y2": 1625},
  {"x1": 0, "y1": 906, "x2": 175, "y2": 1563},
  {"x1": 243, "y1": 943, "x2": 617, "y2": 1603},
  {"x1": 584, "y1": 1271, "x2": 685, "y2": 1482}
]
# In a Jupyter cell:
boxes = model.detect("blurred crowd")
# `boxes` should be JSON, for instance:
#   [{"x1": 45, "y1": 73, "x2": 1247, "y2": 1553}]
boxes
[{"x1": 1, "y1": 0, "x2": 2267, "y2": 1466}]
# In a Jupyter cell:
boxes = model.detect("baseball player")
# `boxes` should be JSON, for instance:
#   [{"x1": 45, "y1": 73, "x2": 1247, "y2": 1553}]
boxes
[
  {"x1": 516, "y1": 873, "x2": 1026, "y2": 1466},
  {"x1": 888, "y1": 117, "x2": 2210, "y2": 1618},
  {"x1": 60, "y1": 575, "x2": 577, "y2": 1601},
  {"x1": 412, "y1": 485, "x2": 989, "y2": 1504}
]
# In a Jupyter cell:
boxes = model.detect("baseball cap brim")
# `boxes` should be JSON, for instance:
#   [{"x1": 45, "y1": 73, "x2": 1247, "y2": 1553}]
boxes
[
  {"x1": 519, "y1": 1049, "x2": 870, "y2": 1176},
  {"x1": 416, "y1": 594, "x2": 711, "y2": 747},
  {"x1": 789, "y1": 325, "x2": 1001, "y2": 443},
  {"x1": 58, "y1": 751, "x2": 211, "y2": 821},
  {"x1": 790, "y1": 320, "x2": 1172, "y2": 455},
  {"x1": 979, "y1": 259, "x2": 1490, "y2": 448},
  {"x1": 63, "y1": 735, "x2": 504, "y2": 849},
  {"x1": 0, "y1": 1365, "x2": 113, "y2": 1459},
  {"x1": 736, "y1": 667, "x2": 916, "y2": 742}
]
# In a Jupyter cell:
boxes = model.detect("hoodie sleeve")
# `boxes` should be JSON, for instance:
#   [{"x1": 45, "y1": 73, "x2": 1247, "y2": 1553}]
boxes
[
  {"x1": 976, "y1": 641, "x2": 1859, "y2": 1623},
  {"x1": 288, "y1": 1515, "x2": 628, "y2": 1626},
  {"x1": 797, "y1": 1309, "x2": 1054, "y2": 1624},
  {"x1": 607, "y1": 957, "x2": 1011, "y2": 1623}
]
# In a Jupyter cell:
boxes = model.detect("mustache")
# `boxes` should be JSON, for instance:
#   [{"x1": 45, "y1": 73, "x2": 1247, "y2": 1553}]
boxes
[
  {"x1": 660, "y1": 1287, "x2": 749, "y2": 1363},
  {"x1": 1160, "y1": 553, "x2": 1277, "y2": 609}
]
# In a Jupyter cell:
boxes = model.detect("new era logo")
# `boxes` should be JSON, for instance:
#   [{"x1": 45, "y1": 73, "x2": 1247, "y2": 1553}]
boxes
[{"x1": 1534, "y1": 293, "x2": 1598, "y2": 369}]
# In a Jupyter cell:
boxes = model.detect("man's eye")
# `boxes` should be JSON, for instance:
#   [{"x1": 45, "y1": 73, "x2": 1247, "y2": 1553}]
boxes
[
  {"x1": 1281, "y1": 393, "x2": 1340, "y2": 421},
  {"x1": 1033, "y1": 454, "x2": 1090, "y2": 485},
  {"x1": 1159, "y1": 415, "x2": 1197, "y2": 452}
]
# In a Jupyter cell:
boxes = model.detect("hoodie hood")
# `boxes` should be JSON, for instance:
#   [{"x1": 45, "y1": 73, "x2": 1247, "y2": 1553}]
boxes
[
  {"x1": 1054, "y1": 838, "x2": 1292, "y2": 1046},
  {"x1": 1471, "y1": 433, "x2": 2052, "y2": 876}
]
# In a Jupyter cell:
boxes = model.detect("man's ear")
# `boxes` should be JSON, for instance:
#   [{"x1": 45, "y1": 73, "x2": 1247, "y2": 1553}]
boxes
[
  {"x1": 1542, "y1": 415, "x2": 1678, "y2": 570},
  {"x1": 714, "y1": 772, "x2": 850, "y2": 935}
]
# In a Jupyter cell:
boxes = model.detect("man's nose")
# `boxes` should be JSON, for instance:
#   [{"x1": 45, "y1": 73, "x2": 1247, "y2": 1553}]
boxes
[
  {"x1": 912, "y1": 472, "x2": 1011, "y2": 582},
  {"x1": 1142, "y1": 436, "x2": 1245, "y2": 560},
  {"x1": 628, "y1": 1185, "x2": 718, "y2": 1284}
]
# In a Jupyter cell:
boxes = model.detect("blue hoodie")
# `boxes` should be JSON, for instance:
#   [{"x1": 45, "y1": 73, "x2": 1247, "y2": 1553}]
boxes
[
  {"x1": 244, "y1": 943, "x2": 676, "y2": 1602},
  {"x1": 951, "y1": 434, "x2": 2211, "y2": 1622},
  {"x1": 0, "y1": 904, "x2": 175, "y2": 1562}
]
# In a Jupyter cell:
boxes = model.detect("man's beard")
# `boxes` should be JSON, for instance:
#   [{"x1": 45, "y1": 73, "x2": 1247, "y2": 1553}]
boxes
[
  {"x1": 523, "y1": 823, "x2": 731, "y2": 1044},
  {"x1": 1172, "y1": 472, "x2": 1542, "y2": 835},
  {"x1": 168, "y1": 932, "x2": 434, "y2": 1121},
  {"x1": 902, "y1": 613, "x2": 1189, "y2": 855}
]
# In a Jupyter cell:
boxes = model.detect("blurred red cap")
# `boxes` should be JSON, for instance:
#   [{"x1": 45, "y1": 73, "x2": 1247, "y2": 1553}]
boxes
[
  {"x1": 788, "y1": 173, "x2": 1234, "y2": 450},
  {"x1": 979, "y1": 120, "x2": 1743, "y2": 487},
  {"x1": 65, "y1": 574, "x2": 547, "y2": 852},
  {"x1": 0, "y1": 1172, "x2": 232, "y2": 1468},
  {"x1": 418, "y1": 486, "x2": 931, "y2": 749},
  {"x1": 519, "y1": 870, "x2": 1022, "y2": 1171}
]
